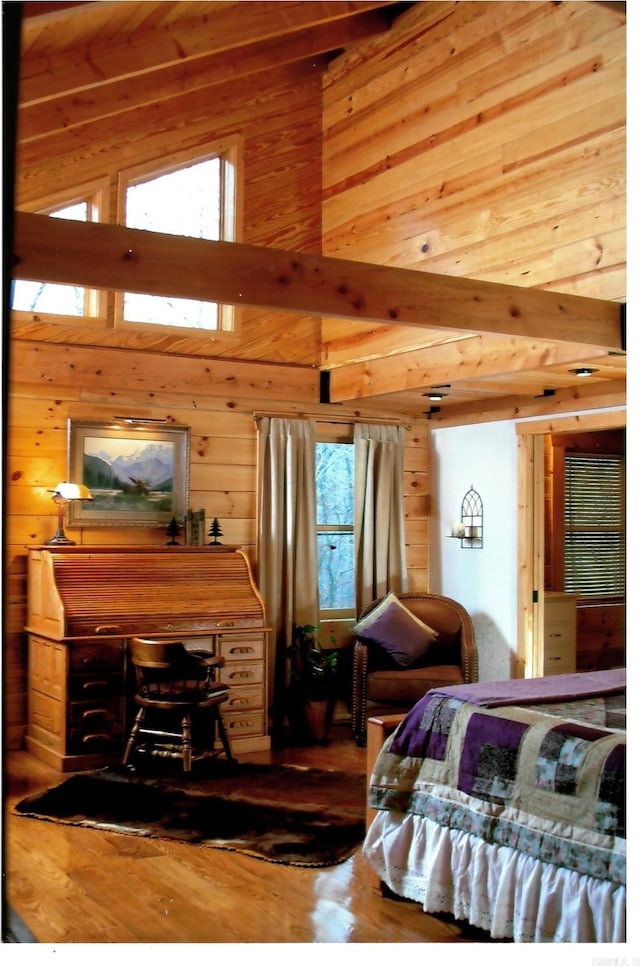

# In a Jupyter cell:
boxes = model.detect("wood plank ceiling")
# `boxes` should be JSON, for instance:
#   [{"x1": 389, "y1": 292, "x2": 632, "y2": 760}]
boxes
[{"x1": 11, "y1": 0, "x2": 626, "y2": 424}]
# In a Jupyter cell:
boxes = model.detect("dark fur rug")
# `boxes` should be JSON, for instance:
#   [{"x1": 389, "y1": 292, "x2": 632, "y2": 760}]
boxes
[{"x1": 14, "y1": 759, "x2": 366, "y2": 867}]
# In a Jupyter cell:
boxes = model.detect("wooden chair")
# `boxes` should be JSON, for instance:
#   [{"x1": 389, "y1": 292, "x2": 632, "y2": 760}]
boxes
[
  {"x1": 123, "y1": 637, "x2": 235, "y2": 772},
  {"x1": 352, "y1": 592, "x2": 478, "y2": 746}
]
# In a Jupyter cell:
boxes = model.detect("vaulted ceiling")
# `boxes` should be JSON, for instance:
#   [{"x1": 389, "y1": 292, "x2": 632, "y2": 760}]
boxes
[{"x1": 10, "y1": 1, "x2": 626, "y2": 424}]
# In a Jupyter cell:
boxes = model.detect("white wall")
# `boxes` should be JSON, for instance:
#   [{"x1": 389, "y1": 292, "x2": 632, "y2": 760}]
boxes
[{"x1": 429, "y1": 421, "x2": 518, "y2": 682}]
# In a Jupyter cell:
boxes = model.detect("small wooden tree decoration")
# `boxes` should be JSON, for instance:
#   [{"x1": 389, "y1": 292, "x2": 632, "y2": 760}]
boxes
[
  {"x1": 166, "y1": 516, "x2": 181, "y2": 545},
  {"x1": 208, "y1": 517, "x2": 224, "y2": 545}
]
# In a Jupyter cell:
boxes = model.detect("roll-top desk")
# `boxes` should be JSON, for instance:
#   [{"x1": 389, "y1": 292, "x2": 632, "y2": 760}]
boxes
[{"x1": 26, "y1": 545, "x2": 271, "y2": 771}]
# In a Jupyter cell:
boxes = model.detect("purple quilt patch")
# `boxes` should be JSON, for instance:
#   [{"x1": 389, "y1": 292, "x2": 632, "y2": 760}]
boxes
[
  {"x1": 390, "y1": 694, "x2": 461, "y2": 760},
  {"x1": 458, "y1": 712, "x2": 527, "y2": 801}
]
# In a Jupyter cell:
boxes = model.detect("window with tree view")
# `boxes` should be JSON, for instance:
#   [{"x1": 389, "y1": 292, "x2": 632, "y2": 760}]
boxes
[{"x1": 316, "y1": 442, "x2": 355, "y2": 616}]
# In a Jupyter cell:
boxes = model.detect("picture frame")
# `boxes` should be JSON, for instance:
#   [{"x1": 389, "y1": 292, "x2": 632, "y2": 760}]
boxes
[{"x1": 67, "y1": 419, "x2": 190, "y2": 529}]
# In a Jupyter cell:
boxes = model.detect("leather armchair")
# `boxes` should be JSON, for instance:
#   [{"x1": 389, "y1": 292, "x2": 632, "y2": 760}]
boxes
[{"x1": 351, "y1": 592, "x2": 478, "y2": 745}]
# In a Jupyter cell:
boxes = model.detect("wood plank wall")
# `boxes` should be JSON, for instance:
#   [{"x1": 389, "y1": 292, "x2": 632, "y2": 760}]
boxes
[
  {"x1": 5, "y1": 344, "x2": 430, "y2": 748},
  {"x1": 320, "y1": 0, "x2": 625, "y2": 361},
  {"x1": 5, "y1": 0, "x2": 625, "y2": 742},
  {"x1": 6, "y1": 36, "x2": 431, "y2": 747}
]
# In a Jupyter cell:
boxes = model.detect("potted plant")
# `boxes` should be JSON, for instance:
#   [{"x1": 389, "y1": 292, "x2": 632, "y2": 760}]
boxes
[{"x1": 287, "y1": 624, "x2": 338, "y2": 744}]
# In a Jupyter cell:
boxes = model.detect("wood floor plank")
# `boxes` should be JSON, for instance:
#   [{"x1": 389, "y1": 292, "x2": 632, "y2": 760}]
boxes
[{"x1": 4, "y1": 724, "x2": 496, "y2": 944}]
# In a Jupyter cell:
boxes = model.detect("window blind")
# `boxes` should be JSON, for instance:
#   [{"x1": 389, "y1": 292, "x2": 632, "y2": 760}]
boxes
[{"x1": 564, "y1": 452, "x2": 625, "y2": 597}]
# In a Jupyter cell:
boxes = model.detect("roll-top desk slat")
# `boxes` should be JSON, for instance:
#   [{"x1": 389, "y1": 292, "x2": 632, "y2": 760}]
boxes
[{"x1": 26, "y1": 546, "x2": 271, "y2": 771}]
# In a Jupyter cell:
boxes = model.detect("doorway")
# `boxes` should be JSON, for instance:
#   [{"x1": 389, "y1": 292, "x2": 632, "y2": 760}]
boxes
[{"x1": 516, "y1": 410, "x2": 626, "y2": 678}]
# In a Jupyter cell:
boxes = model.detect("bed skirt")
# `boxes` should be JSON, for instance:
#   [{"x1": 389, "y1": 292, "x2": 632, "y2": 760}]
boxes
[{"x1": 363, "y1": 810, "x2": 626, "y2": 943}]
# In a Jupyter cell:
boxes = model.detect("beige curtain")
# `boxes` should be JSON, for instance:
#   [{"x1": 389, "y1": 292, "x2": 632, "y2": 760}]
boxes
[
  {"x1": 354, "y1": 423, "x2": 407, "y2": 615},
  {"x1": 256, "y1": 417, "x2": 318, "y2": 736}
]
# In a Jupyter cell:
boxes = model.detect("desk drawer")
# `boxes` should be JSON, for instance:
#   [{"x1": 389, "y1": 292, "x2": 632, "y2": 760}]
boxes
[
  {"x1": 69, "y1": 698, "x2": 124, "y2": 753},
  {"x1": 224, "y1": 685, "x2": 262, "y2": 713},
  {"x1": 220, "y1": 662, "x2": 263, "y2": 687},
  {"x1": 69, "y1": 643, "x2": 123, "y2": 673},
  {"x1": 69, "y1": 671, "x2": 122, "y2": 699},
  {"x1": 219, "y1": 637, "x2": 264, "y2": 662},
  {"x1": 223, "y1": 709, "x2": 264, "y2": 738}
]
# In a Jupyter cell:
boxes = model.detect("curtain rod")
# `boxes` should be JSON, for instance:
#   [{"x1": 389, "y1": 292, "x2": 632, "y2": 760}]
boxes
[{"x1": 253, "y1": 411, "x2": 412, "y2": 430}]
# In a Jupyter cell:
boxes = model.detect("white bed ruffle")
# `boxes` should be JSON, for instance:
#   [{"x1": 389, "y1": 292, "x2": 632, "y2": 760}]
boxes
[{"x1": 363, "y1": 810, "x2": 626, "y2": 942}]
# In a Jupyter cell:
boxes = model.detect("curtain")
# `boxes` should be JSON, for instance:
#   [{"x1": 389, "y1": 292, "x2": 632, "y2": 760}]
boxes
[
  {"x1": 256, "y1": 417, "x2": 318, "y2": 736},
  {"x1": 354, "y1": 423, "x2": 407, "y2": 615}
]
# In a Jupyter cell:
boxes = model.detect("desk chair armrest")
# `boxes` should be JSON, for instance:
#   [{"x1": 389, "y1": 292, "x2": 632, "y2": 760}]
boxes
[{"x1": 189, "y1": 651, "x2": 225, "y2": 668}]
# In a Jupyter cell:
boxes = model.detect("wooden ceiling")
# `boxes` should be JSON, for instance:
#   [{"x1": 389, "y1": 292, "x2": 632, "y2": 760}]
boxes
[{"x1": 11, "y1": 1, "x2": 626, "y2": 424}]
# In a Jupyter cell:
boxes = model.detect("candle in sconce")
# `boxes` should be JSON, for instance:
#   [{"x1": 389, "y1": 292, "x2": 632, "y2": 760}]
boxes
[{"x1": 452, "y1": 523, "x2": 466, "y2": 538}]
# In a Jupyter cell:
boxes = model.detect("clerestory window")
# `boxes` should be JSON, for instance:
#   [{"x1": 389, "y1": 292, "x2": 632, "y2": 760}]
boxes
[
  {"x1": 117, "y1": 140, "x2": 239, "y2": 334},
  {"x1": 12, "y1": 138, "x2": 241, "y2": 336},
  {"x1": 11, "y1": 188, "x2": 104, "y2": 318}
]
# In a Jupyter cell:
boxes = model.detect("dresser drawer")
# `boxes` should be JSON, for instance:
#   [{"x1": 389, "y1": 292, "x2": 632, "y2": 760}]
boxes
[
  {"x1": 543, "y1": 647, "x2": 575, "y2": 675},
  {"x1": 543, "y1": 622, "x2": 574, "y2": 650}
]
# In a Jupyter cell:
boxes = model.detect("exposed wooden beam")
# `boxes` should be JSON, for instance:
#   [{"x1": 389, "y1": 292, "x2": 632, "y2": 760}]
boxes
[
  {"x1": 12, "y1": 212, "x2": 623, "y2": 352},
  {"x1": 424, "y1": 382, "x2": 627, "y2": 429},
  {"x1": 328, "y1": 335, "x2": 608, "y2": 401}
]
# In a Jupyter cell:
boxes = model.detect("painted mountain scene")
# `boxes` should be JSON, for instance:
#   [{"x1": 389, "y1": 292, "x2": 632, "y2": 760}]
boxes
[{"x1": 82, "y1": 435, "x2": 175, "y2": 513}]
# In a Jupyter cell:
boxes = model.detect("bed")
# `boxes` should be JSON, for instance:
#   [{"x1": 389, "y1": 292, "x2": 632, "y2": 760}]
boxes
[{"x1": 363, "y1": 669, "x2": 626, "y2": 943}]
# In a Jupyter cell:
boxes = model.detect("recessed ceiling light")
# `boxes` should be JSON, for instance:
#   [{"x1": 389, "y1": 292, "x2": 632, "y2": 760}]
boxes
[
  {"x1": 569, "y1": 367, "x2": 599, "y2": 377},
  {"x1": 426, "y1": 392, "x2": 447, "y2": 400}
]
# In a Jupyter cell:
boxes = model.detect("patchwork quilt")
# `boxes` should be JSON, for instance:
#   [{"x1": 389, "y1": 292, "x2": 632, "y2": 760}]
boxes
[{"x1": 368, "y1": 672, "x2": 626, "y2": 885}]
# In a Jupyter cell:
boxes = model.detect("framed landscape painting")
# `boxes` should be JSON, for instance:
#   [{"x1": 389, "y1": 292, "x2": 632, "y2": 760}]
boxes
[{"x1": 67, "y1": 419, "x2": 190, "y2": 528}]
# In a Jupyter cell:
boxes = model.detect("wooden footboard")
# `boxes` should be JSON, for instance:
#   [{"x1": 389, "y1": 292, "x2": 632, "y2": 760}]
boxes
[{"x1": 366, "y1": 713, "x2": 405, "y2": 829}]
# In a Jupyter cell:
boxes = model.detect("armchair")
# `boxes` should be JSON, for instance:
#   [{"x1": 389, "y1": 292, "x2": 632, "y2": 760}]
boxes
[{"x1": 351, "y1": 592, "x2": 478, "y2": 745}]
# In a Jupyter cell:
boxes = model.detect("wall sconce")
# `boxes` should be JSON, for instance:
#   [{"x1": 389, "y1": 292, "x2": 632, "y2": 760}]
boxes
[
  {"x1": 448, "y1": 485, "x2": 483, "y2": 548},
  {"x1": 47, "y1": 482, "x2": 93, "y2": 545}
]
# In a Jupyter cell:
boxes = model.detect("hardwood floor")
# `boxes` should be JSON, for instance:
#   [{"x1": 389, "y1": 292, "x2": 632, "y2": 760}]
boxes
[{"x1": 3, "y1": 721, "x2": 493, "y2": 944}]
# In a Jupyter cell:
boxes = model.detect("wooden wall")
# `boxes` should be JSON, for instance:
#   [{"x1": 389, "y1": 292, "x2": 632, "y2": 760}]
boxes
[
  {"x1": 5, "y1": 343, "x2": 430, "y2": 748},
  {"x1": 6, "y1": 28, "x2": 433, "y2": 747},
  {"x1": 321, "y1": 0, "x2": 625, "y2": 362},
  {"x1": 6, "y1": 0, "x2": 626, "y2": 742}
]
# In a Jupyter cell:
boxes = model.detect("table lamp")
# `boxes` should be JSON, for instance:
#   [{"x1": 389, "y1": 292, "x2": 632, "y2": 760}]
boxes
[{"x1": 47, "y1": 482, "x2": 93, "y2": 545}]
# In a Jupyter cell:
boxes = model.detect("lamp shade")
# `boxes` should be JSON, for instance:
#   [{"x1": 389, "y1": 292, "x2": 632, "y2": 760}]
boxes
[{"x1": 52, "y1": 482, "x2": 93, "y2": 501}]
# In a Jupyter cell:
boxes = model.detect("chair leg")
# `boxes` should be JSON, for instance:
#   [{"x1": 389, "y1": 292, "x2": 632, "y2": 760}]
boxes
[
  {"x1": 181, "y1": 713, "x2": 193, "y2": 773},
  {"x1": 215, "y1": 708, "x2": 235, "y2": 763},
  {"x1": 123, "y1": 707, "x2": 145, "y2": 765}
]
